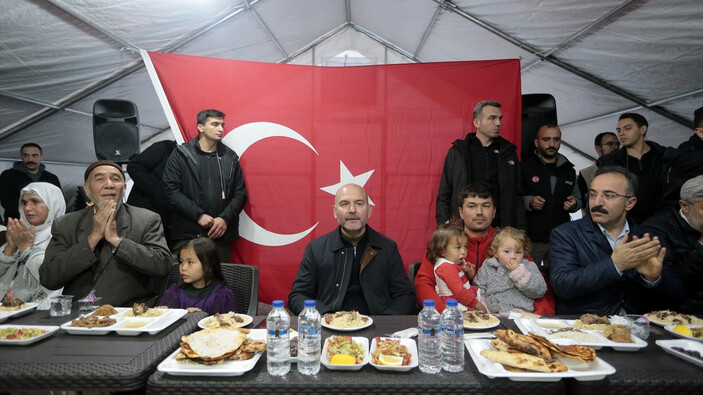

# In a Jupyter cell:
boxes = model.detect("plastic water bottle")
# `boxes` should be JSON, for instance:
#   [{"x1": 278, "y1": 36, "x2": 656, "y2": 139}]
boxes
[
  {"x1": 440, "y1": 299, "x2": 464, "y2": 372},
  {"x1": 297, "y1": 300, "x2": 321, "y2": 375},
  {"x1": 418, "y1": 299, "x2": 441, "y2": 374},
  {"x1": 266, "y1": 300, "x2": 291, "y2": 376}
]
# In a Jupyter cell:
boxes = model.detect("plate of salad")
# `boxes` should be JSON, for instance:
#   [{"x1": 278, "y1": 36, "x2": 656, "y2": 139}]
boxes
[
  {"x1": 0, "y1": 325, "x2": 60, "y2": 345},
  {"x1": 369, "y1": 337, "x2": 418, "y2": 371},
  {"x1": 321, "y1": 335, "x2": 369, "y2": 371}
]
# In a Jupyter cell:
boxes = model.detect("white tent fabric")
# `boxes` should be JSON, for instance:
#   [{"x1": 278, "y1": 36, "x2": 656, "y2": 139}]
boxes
[{"x1": 1, "y1": 0, "x2": 701, "y2": 211}]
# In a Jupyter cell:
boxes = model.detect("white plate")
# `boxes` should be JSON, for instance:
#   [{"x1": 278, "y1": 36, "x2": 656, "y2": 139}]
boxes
[
  {"x1": 0, "y1": 302, "x2": 39, "y2": 323},
  {"x1": 514, "y1": 318, "x2": 647, "y2": 352},
  {"x1": 663, "y1": 325, "x2": 703, "y2": 342},
  {"x1": 464, "y1": 320, "x2": 500, "y2": 330},
  {"x1": 197, "y1": 313, "x2": 253, "y2": 330},
  {"x1": 61, "y1": 308, "x2": 187, "y2": 335},
  {"x1": 369, "y1": 337, "x2": 418, "y2": 371},
  {"x1": 321, "y1": 335, "x2": 369, "y2": 370},
  {"x1": 321, "y1": 316, "x2": 373, "y2": 332},
  {"x1": 656, "y1": 339, "x2": 703, "y2": 368},
  {"x1": 0, "y1": 324, "x2": 60, "y2": 345},
  {"x1": 158, "y1": 328, "x2": 265, "y2": 376},
  {"x1": 645, "y1": 312, "x2": 703, "y2": 327},
  {"x1": 465, "y1": 339, "x2": 616, "y2": 381}
]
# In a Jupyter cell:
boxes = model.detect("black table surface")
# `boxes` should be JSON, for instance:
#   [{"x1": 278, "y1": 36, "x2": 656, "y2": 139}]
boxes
[
  {"x1": 0, "y1": 307, "x2": 206, "y2": 392},
  {"x1": 145, "y1": 315, "x2": 703, "y2": 395}
]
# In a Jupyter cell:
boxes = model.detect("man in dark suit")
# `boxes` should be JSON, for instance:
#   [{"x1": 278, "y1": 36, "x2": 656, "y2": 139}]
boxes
[
  {"x1": 549, "y1": 166, "x2": 683, "y2": 315},
  {"x1": 40, "y1": 160, "x2": 171, "y2": 306}
]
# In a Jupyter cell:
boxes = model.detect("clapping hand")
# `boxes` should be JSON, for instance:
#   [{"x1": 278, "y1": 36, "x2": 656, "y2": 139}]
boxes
[
  {"x1": 611, "y1": 233, "x2": 660, "y2": 272},
  {"x1": 4, "y1": 217, "x2": 36, "y2": 255},
  {"x1": 631, "y1": 235, "x2": 666, "y2": 282}
]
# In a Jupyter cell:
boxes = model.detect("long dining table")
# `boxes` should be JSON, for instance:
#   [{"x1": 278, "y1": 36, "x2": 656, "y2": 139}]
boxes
[
  {"x1": 145, "y1": 314, "x2": 702, "y2": 395},
  {"x1": 0, "y1": 307, "x2": 206, "y2": 392}
]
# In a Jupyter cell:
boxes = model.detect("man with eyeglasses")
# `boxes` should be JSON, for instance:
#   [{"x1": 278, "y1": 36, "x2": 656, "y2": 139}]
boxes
[
  {"x1": 576, "y1": 132, "x2": 619, "y2": 209},
  {"x1": 597, "y1": 113, "x2": 672, "y2": 223},
  {"x1": 549, "y1": 166, "x2": 684, "y2": 315}
]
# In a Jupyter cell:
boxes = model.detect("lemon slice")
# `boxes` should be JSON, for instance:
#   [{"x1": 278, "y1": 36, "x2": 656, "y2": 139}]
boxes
[
  {"x1": 378, "y1": 354, "x2": 403, "y2": 366},
  {"x1": 330, "y1": 354, "x2": 356, "y2": 364},
  {"x1": 673, "y1": 324, "x2": 692, "y2": 337}
]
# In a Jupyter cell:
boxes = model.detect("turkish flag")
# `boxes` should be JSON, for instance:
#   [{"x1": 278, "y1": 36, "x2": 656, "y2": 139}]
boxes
[{"x1": 143, "y1": 51, "x2": 521, "y2": 304}]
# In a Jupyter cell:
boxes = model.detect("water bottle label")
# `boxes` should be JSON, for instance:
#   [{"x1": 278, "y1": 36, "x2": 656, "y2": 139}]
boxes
[
  {"x1": 441, "y1": 327, "x2": 463, "y2": 336},
  {"x1": 420, "y1": 328, "x2": 438, "y2": 336},
  {"x1": 268, "y1": 328, "x2": 289, "y2": 337},
  {"x1": 299, "y1": 325, "x2": 318, "y2": 335}
]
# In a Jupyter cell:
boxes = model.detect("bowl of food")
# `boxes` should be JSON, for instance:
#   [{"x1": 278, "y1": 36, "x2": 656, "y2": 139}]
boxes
[
  {"x1": 321, "y1": 335, "x2": 368, "y2": 370},
  {"x1": 369, "y1": 337, "x2": 417, "y2": 371}
]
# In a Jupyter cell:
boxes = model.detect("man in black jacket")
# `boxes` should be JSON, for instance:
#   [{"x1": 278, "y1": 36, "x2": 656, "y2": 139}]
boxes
[
  {"x1": 163, "y1": 109, "x2": 247, "y2": 262},
  {"x1": 659, "y1": 106, "x2": 703, "y2": 210},
  {"x1": 598, "y1": 113, "x2": 671, "y2": 223},
  {"x1": 436, "y1": 100, "x2": 524, "y2": 229},
  {"x1": 522, "y1": 123, "x2": 580, "y2": 271},
  {"x1": 0, "y1": 143, "x2": 62, "y2": 225},
  {"x1": 645, "y1": 175, "x2": 703, "y2": 313},
  {"x1": 127, "y1": 140, "x2": 177, "y2": 244},
  {"x1": 288, "y1": 184, "x2": 416, "y2": 315}
]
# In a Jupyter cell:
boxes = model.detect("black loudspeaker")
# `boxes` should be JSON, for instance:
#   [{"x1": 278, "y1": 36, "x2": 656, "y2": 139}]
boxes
[
  {"x1": 521, "y1": 94, "x2": 557, "y2": 160},
  {"x1": 93, "y1": 99, "x2": 140, "y2": 162}
]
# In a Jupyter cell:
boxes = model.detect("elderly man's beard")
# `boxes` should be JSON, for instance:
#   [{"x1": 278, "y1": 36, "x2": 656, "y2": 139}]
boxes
[{"x1": 684, "y1": 209, "x2": 702, "y2": 233}]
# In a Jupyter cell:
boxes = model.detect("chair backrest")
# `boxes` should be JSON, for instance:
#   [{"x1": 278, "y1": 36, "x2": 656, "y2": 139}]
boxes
[
  {"x1": 408, "y1": 261, "x2": 421, "y2": 283},
  {"x1": 221, "y1": 263, "x2": 259, "y2": 317}
]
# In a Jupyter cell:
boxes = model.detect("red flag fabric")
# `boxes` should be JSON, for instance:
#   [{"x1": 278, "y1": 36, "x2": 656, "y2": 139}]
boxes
[{"x1": 143, "y1": 52, "x2": 521, "y2": 304}]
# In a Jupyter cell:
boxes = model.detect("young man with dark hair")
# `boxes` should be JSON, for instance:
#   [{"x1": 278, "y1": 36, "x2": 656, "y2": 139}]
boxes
[
  {"x1": 0, "y1": 143, "x2": 62, "y2": 224},
  {"x1": 577, "y1": 132, "x2": 619, "y2": 208},
  {"x1": 597, "y1": 113, "x2": 671, "y2": 223},
  {"x1": 659, "y1": 106, "x2": 703, "y2": 209},
  {"x1": 163, "y1": 109, "x2": 247, "y2": 262}
]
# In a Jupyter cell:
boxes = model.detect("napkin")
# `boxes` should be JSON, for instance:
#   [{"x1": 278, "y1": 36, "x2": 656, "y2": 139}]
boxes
[{"x1": 390, "y1": 328, "x2": 418, "y2": 338}]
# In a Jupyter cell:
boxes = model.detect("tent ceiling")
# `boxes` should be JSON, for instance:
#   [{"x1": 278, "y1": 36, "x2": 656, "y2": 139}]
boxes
[{"x1": 1, "y1": 0, "x2": 701, "y2": 168}]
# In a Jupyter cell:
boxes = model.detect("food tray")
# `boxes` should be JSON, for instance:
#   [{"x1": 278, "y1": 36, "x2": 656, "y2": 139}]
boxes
[
  {"x1": 0, "y1": 302, "x2": 38, "y2": 323},
  {"x1": 158, "y1": 329, "x2": 265, "y2": 376},
  {"x1": 369, "y1": 336, "x2": 418, "y2": 371},
  {"x1": 321, "y1": 336, "x2": 369, "y2": 371},
  {"x1": 60, "y1": 307, "x2": 187, "y2": 336},
  {"x1": 655, "y1": 339, "x2": 703, "y2": 368},
  {"x1": 466, "y1": 338, "x2": 616, "y2": 381},
  {"x1": 0, "y1": 324, "x2": 60, "y2": 345},
  {"x1": 514, "y1": 318, "x2": 647, "y2": 351}
]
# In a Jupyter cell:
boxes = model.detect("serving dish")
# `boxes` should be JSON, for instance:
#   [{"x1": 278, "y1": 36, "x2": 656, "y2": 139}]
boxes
[
  {"x1": 663, "y1": 325, "x2": 703, "y2": 342},
  {"x1": 465, "y1": 338, "x2": 616, "y2": 381},
  {"x1": 61, "y1": 307, "x2": 187, "y2": 336},
  {"x1": 158, "y1": 328, "x2": 265, "y2": 376},
  {"x1": 321, "y1": 315, "x2": 373, "y2": 332},
  {"x1": 369, "y1": 336, "x2": 418, "y2": 371},
  {"x1": 514, "y1": 318, "x2": 647, "y2": 351},
  {"x1": 0, "y1": 302, "x2": 39, "y2": 323},
  {"x1": 464, "y1": 320, "x2": 500, "y2": 330},
  {"x1": 655, "y1": 339, "x2": 703, "y2": 368},
  {"x1": 0, "y1": 324, "x2": 60, "y2": 345},
  {"x1": 197, "y1": 313, "x2": 253, "y2": 330},
  {"x1": 321, "y1": 335, "x2": 369, "y2": 371}
]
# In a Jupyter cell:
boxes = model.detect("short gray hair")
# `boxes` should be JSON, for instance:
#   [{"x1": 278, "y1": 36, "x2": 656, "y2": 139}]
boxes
[
  {"x1": 473, "y1": 100, "x2": 501, "y2": 120},
  {"x1": 680, "y1": 175, "x2": 703, "y2": 204}
]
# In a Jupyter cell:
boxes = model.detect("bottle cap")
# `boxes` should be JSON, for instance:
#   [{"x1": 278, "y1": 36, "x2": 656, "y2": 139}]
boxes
[
  {"x1": 446, "y1": 299, "x2": 458, "y2": 307},
  {"x1": 304, "y1": 300, "x2": 316, "y2": 308},
  {"x1": 423, "y1": 299, "x2": 436, "y2": 307},
  {"x1": 272, "y1": 300, "x2": 284, "y2": 308}
]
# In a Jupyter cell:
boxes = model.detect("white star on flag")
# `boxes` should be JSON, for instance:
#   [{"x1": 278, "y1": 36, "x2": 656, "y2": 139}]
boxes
[{"x1": 320, "y1": 161, "x2": 375, "y2": 205}]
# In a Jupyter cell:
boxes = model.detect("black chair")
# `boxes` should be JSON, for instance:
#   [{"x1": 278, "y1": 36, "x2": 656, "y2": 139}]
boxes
[
  {"x1": 221, "y1": 263, "x2": 259, "y2": 317},
  {"x1": 408, "y1": 261, "x2": 421, "y2": 283}
]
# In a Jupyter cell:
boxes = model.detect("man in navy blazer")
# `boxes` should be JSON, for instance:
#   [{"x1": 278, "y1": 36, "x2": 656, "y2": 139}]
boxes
[{"x1": 549, "y1": 166, "x2": 684, "y2": 315}]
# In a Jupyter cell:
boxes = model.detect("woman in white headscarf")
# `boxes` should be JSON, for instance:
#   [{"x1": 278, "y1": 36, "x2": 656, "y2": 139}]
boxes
[{"x1": 0, "y1": 182, "x2": 66, "y2": 309}]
